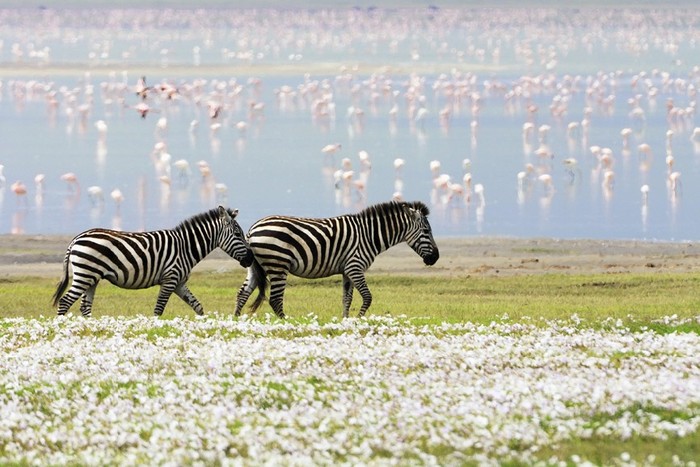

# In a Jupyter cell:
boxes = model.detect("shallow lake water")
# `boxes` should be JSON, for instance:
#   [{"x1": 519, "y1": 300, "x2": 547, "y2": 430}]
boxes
[{"x1": 1, "y1": 6, "x2": 699, "y2": 241}]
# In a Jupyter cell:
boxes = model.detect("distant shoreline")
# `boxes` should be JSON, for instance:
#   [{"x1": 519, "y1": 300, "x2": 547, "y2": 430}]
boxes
[{"x1": 2, "y1": 235, "x2": 698, "y2": 278}]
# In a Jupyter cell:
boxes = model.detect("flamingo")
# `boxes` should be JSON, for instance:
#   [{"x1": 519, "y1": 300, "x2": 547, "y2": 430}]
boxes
[
  {"x1": 691, "y1": 127, "x2": 700, "y2": 142},
  {"x1": 134, "y1": 76, "x2": 151, "y2": 100},
  {"x1": 87, "y1": 186, "x2": 104, "y2": 206},
  {"x1": 207, "y1": 101, "x2": 223, "y2": 119},
  {"x1": 638, "y1": 143, "x2": 652, "y2": 158},
  {"x1": 668, "y1": 171, "x2": 682, "y2": 195},
  {"x1": 235, "y1": 120, "x2": 248, "y2": 136},
  {"x1": 620, "y1": 127, "x2": 633, "y2": 149},
  {"x1": 34, "y1": 174, "x2": 45, "y2": 193},
  {"x1": 321, "y1": 143, "x2": 342, "y2": 155},
  {"x1": 94, "y1": 120, "x2": 108, "y2": 140},
  {"x1": 134, "y1": 102, "x2": 157, "y2": 119},
  {"x1": 197, "y1": 160, "x2": 212, "y2": 182},
  {"x1": 640, "y1": 184, "x2": 650, "y2": 206},
  {"x1": 60, "y1": 172, "x2": 80, "y2": 193},
  {"x1": 358, "y1": 150, "x2": 371, "y2": 169},
  {"x1": 462, "y1": 159, "x2": 472, "y2": 174},
  {"x1": 538, "y1": 173, "x2": 554, "y2": 195},
  {"x1": 429, "y1": 160, "x2": 441, "y2": 178},
  {"x1": 414, "y1": 107, "x2": 428, "y2": 128},
  {"x1": 463, "y1": 173, "x2": 473, "y2": 202},
  {"x1": 155, "y1": 116, "x2": 168, "y2": 135},
  {"x1": 665, "y1": 153, "x2": 675, "y2": 174},
  {"x1": 173, "y1": 159, "x2": 191, "y2": 184},
  {"x1": 110, "y1": 188, "x2": 124, "y2": 209},
  {"x1": 11, "y1": 180, "x2": 27, "y2": 201}
]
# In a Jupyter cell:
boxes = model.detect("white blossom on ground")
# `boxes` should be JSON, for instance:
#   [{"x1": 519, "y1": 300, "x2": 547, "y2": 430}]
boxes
[{"x1": 0, "y1": 314, "x2": 698, "y2": 465}]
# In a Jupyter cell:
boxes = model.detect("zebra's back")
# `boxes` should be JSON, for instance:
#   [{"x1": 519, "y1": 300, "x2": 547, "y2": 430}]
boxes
[
  {"x1": 69, "y1": 228, "x2": 175, "y2": 289},
  {"x1": 248, "y1": 215, "x2": 360, "y2": 279}
]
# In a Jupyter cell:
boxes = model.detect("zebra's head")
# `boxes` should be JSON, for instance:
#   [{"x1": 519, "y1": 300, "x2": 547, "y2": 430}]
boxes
[
  {"x1": 217, "y1": 206, "x2": 254, "y2": 268},
  {"x1": 403, "y1": 202, "x2": 439, "y2": 266}
]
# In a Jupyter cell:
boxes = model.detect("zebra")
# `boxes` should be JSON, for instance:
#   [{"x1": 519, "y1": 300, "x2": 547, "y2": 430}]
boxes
[
  {"x1": 234, "y1": 200, "x2": 439, "y2": 319},
  {"x1": 52, "y1": 206, "x2": 253, "y2": 317}
]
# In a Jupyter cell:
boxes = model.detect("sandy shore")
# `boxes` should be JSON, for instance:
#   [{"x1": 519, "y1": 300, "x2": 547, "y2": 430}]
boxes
[{"x1": 1, "y1": 235, "x2": 698, "y2": 279}]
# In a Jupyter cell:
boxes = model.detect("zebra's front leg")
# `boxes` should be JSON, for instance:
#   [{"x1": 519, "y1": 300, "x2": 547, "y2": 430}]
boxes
[
  {"x1": 267, "y1": 271, "x2": 288, "y2": 319},
  {"x1": 153, "y1": 280, "x2": 178, "y2": 316},
  {"x1": 342, "y1": 274, "x2": 354, "y2": 319},
  {"x1": 174, "y1": 283, "x2": 204, "y2": 316},
  {"x1": 79, "y1": 285, "x2": 97, "y2": 317}
]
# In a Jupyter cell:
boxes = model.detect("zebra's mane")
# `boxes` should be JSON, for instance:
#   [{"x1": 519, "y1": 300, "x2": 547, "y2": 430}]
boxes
[
  {"x1": 174, "y1": 207, "x2": 223, "y2": 231},
  {"x1": 357, "y1": 200, "x2": 430, "y2": 219}
]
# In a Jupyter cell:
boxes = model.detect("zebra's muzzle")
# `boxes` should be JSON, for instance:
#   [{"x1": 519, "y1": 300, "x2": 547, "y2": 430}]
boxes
[
  {"x1": 423, "y1": 250, "x2": 439, "y2": 266},
  {"x1": 239, "y1": 251, "x2": 254, "y2": 268}
]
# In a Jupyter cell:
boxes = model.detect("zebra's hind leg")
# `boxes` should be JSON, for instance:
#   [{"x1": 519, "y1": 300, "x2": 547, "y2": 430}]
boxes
[
  {"x1": 347, "y1": 271, "x2": 372, "y2": 317},
  {"x1": 267, "y1": 271, "x2": 288, "y2": 319},
  {"x1": 57, "y1": 278, "x2": 97, "y2": 316},
  {"x1": 153, "y1": 280, "x2": 177, "y2": 316},
  {"x1": 79, "y1": 284, "x2": 97, "y2": 317},
  {"x1": 234, "y1": 269, "x2": 256, "y2": 316},
  {"x1": 174, "y1": 283, "x2": 204, "y2": 316},
  {"x1": 342, "y1": 274, "x2": 354, "y2": 319}
]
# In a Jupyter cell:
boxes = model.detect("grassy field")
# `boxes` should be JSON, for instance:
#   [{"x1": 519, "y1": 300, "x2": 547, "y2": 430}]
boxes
[
  {"x1": 5, "y1": 269, "x2": 700, "y2": 328},
  {"x1": 2, "y1": 271, "x2": 699, "y2": 465}
]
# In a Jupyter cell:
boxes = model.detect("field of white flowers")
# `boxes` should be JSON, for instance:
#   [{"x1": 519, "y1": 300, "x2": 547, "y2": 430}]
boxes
[{"x1": 1, "y1": 314, "x2": 699, "y2": 465}]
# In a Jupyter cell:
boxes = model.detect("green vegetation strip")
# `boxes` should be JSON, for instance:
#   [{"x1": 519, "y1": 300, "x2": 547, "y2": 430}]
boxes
[{"x1": 4, "y1": 271, "x2": 699, "y2": 329}]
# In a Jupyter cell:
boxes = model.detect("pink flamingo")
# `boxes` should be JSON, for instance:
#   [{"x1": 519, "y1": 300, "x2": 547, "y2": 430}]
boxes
[
  {"x1": 11, "y1": 180, "x2": 28, "y2": 203},
  {"x1": 60, "y1": 172, "x2": 80, "y2": 193}
]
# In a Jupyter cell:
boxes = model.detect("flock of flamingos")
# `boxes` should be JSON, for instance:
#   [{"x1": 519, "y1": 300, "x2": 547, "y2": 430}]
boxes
[{"x1": 1, "y1": 6, "x2": 699, "y2": 237}]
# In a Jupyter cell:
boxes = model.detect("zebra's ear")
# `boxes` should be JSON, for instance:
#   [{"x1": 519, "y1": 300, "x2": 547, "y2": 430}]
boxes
[
  {"x1": 228, "y1": 208, "x2": 239, "y2": 219},
  {"x1": 404, "y1": 203, "x2": 422, "y2": 220},
  {"x1": 406, "y1": 201, "x2": 430, "y2": 218},
  {"x1": 217, "y1": 205, "x2": 232, "y2": 221}
]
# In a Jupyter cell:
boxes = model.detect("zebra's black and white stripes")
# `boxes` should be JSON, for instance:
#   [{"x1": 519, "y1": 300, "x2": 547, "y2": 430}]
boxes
[
  {"x1": 52, "y1": 206, "x2": 253, "y2": 317},
  {"x1": 235, "y1": 200, "x2": 439, "y2": 318}
]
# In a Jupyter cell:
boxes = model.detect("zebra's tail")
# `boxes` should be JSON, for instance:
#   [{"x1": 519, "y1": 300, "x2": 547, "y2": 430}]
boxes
[
  {"x1": 51, "y1": 245, "x2": 72, "y2": 307},
  {"x1": 249, "y1": 258, "x2": 268, "y2": 313}
]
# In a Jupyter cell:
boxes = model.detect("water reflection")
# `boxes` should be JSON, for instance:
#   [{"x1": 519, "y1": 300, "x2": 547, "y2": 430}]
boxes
[{"x1": 0, "y1": 7, "x2": 699, "y2": 240}]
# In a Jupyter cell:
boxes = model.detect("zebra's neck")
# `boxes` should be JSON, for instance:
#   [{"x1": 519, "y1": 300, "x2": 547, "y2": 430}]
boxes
[
  {"x1": 359, "y1": 210, "x2": 407, "y2": 254},
  {"x1": 173, "y1": 219, "x2": 219, "y2": 265}
]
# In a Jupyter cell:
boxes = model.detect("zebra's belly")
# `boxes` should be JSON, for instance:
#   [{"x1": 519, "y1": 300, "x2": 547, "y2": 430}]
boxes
[
  {"x1": 288, "y1": 263, "x2": 342, "y2": 279},
  {"x1": 104, "y1": 273, "x2": 161, "y2": 290}
]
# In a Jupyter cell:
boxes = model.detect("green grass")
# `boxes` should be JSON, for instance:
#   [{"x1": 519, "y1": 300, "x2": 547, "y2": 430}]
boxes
[
  {"x1": 5, "y1": 270, "x2": 700, "y2": 331},
  {"x1": 535, "y1": 431, "x2": 700, "y2": 466}
]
